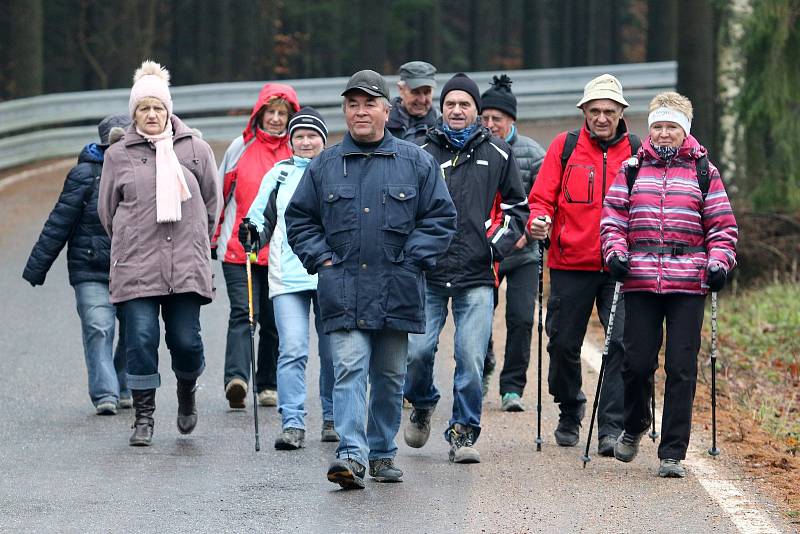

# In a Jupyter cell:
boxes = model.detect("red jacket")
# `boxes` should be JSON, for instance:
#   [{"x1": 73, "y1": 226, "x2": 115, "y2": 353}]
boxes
[
  {"x1": 528, "y1": 121, "x2": 636, "y2": 271},
  {"x1": 214, "y1": 83, "x2": 300, "y2": 265}
]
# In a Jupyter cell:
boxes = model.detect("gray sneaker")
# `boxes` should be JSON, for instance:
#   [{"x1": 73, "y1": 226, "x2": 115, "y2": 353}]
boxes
[
  {"x1": 501, "y1": 393, "x2": 525, "y2": 412},
  {"x1": 597, "y1": 435, "x2": 618, "y2": 457},
  {"x1": 614, "y1": 430, "x2": 645, "y2": 462},
  {"x1": 321, "y1": 420, "x2": 339, "y2": 442},
  {"x1": 368, "y1": 457, "x2": 403, "y2": 483},
  {"x1": 658, "y1": 458, "x2": 687, "y2": 478},
  {"x1": 274, "y1": 427, "x2": 305, "y2": 450},
  {"x1": 327, "y1": 458, "x2": 366, "y2": 490},
  {"x1": 95, "y1": 402, "x2": 117, "y2": 415},
  {"x1": 448, "y1": 424, "x2": 481, "y2": 464},
  {"x1": 404, "y1": 407, "x2": 433, "y2": 448}
]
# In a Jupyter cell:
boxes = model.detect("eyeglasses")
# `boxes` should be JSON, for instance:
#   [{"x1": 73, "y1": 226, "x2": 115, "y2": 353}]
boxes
[{"x1": 586, "y1": 108, "x2": 620, "y2": 119}]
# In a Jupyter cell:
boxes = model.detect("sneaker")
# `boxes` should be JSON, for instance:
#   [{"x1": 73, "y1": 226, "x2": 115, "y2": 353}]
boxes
[
  {"x1": 118, "y1": 396, "x2": 133, "y2": 409},
  {"x1": 501, "y1": 392, "x2": 525, "y2": 412},
  {"x1": 404, "y1": 407, "x2": 433, "y2": 448},
  {"x1": 368, "y1": 458, "x2": 403, "y2": 483},
  {"x1": 597, "y1": 435, "x2": 617, "y2": 457},
  {"x1": 448, "y1": 424, "x2": 481, "y2": 464},
  {"x1": 614, "y1": 430, "x2": 645, "y2": 462},
  {"x1": 225, "y1": 378, "x2": 247, "y2": 409},
  {"x1": 257, "y1": 389, "x2": 277, "y2": 407},
  {"x1": 554, "y1": 414, "x2": 582, "y2": 447},
  {"x1": 95, "y1": 402, "x2": 117, "y2": 416},
  {"x1": 274, "y1": 427, "x2": 305, "y2": 450},
  {"x1": 658, "y1": 458, "x2": 686, "y2": 478},
  {"x1": 321, "y1": 420, "x2": 339, "y2": 442},
  {"x1": 327, "y1": 458, "x2": 366, "y2": 490}
]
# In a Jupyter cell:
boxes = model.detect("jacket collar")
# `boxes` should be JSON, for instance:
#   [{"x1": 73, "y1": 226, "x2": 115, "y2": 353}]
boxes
[
  {"x1": 123, "y1": 115, "x2": 196, "y2": 147},
  {"x1": 583, "y1": 117, "x2": 631, "y2": 150},
  {"x1": 340, "y1": 129, "x2": 398, "y2": 155},
  {"x1": 427, "y1": 117, "x2": 488, "y2": 152},
  {"x1": 642, "y1": 134, "x2": 707, "y2": 163}
]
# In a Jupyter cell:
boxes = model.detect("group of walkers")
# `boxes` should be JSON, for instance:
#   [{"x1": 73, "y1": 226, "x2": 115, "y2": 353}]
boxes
[{"x1": 23, "y1": 57, "x2": 737, "y2": 490}]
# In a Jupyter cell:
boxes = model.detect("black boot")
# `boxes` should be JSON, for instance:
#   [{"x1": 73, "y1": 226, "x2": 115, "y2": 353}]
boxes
[
  {"x1": 129, "y1": 389, "x2": 156, "y2": 446},
  {"x1": 176, "y1": 379, "x2": 198, "y2": 435}
]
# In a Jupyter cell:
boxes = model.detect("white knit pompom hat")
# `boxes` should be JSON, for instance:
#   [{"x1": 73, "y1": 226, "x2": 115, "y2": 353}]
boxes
[{"x1": 129, "y1": 60, "x2": 173, "y2": 117}]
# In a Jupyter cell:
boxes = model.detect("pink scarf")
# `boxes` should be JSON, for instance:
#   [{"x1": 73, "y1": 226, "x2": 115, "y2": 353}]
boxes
[{"x1": 136, "y1": 119, "x2": 192, "y2": 223}]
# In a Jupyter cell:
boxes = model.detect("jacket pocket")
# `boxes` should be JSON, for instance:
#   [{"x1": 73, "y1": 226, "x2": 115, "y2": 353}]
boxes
[
  {"x1": 316, "y1": 262, "x2": 347, "y2": 320},
  {"x1": 382, "y1": 185, "x2": 418, "y2": 235},
  {"x1": 563, "y1": 165, "x2": 594, "y2": 204},
  {"x1": 322, "y1": 185, "x2": 358, "y2": 237},
  {"x1": 384, "y1": 246, "x2": 423, "y2": 320}
]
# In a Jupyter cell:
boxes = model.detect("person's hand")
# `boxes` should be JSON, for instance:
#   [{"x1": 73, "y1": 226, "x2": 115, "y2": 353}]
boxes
[
  {"x1": 707, "y1": 264, "x2": 726, "y2": 292},
  {"x1": 529, "y1": 215, "x2": 551, "y2": 241},
  {"x1": 322, "y1": 260, "x2": 333, "y2": 267},
  {"x1": 607, "y1": 254, "x2": 630, "y2": 282},
  {"x1": 238, "y1": 220, "x2": 259, "y2": 251}
]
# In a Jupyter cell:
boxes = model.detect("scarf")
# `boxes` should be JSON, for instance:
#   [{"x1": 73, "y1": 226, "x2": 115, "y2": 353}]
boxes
[
  {"x1": 650, "y1": 139, "x2": 679, "y2": 161},
  {"x1": 442, "y1": 122, "x2": 477, "y2": 150},
  {"x1": 137, "y1": 119, "x2": 191, "y2": 223}
]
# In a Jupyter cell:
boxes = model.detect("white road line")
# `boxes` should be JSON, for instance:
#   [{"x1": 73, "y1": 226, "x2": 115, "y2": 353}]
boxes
[
  {"x1": 581, "y1": 338, "x2": 783, "y2": 534},
  {"x1": 0, "y1": 160, "x2": 73, "y2": 194}
]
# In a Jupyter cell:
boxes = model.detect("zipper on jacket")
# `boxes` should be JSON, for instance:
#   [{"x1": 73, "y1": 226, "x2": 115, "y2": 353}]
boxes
[{"x1": 600, "y1": 150, "x2": 608, "y2": 270}]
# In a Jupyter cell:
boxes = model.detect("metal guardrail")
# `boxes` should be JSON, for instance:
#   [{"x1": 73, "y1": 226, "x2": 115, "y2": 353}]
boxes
[{"x1": 0, "y1": 61, "x2": 676, "y2": 170}]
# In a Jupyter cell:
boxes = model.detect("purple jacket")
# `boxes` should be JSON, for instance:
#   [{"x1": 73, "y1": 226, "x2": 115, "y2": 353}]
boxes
[{"x1": 600, "y1": 135, "x2": 737, "y2": 294}]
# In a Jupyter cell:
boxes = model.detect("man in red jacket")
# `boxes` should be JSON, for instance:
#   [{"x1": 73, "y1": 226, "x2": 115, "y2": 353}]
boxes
[{"x1": 528, "y1": 74, "x2": 638, "y2": 455}]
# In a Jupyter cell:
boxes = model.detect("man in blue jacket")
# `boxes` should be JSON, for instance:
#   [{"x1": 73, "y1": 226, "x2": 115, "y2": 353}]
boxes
[{"x1": 286, "y1": 70, "x2": 457, "y2": 490}]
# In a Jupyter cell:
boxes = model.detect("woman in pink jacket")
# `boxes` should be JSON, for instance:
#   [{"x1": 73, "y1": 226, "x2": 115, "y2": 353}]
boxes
[{"x1": 600, "y1": 92, "x2": 738, "y2": 478}]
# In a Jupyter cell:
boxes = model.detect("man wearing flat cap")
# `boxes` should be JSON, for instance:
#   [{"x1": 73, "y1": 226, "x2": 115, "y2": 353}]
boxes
[
  {"x1": 286, "y1": 69, "x2": 456, "y2": 490},
  {"x1": 387, "y1": 61, "x2": 440, "y2": 142},
  {"x1": 527, "y1": 74, "x2": 641, "y2": 456}
]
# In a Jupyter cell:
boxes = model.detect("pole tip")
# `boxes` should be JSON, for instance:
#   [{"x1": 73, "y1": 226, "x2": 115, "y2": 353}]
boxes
[
  {"x1": 649, "y1": 431, "x2": 659, "y2": 442},
  {"x1": 581, "y1": 455, "x2": 591, "y2": 467},
  {"x1": 708, "y1": 447, "x2": 720, "y2": 456}
]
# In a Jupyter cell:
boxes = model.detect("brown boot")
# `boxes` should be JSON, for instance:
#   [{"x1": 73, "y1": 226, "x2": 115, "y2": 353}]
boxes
[
  {"x1": 176, "y1": 379, "x2": 198, "y2": 435},
  {"x1": 129, "y1": 389, "x2": 156, "y2": 446}
]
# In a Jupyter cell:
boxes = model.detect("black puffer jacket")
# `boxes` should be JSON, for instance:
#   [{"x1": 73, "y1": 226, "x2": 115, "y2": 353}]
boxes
[
  {"x1": 421, "y1": 121, "x2": 528, "y2": 291},
  {"x1": 23, "y1": 143, "x2": 111, "y2": 286}
]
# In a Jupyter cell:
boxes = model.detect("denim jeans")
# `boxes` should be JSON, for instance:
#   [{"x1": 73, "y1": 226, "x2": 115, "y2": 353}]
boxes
[
  {"x1": 121, "y1": 293, "x2": 206, "y2": 390},
  {"x1": 73, "y1": 281, "x2": 128, "y2": 406},
  {"x1": 329, "y1": 329, "x2": 407, "y2": 466},
  {"x1": 273, "y1": 291, "x2": 334, "y2": 430},
  {"x1": 406, "y1": 285, "x2": 494, "y2": 441},
  {"x1": 222, "y1": 262, "x2": 278, "y2": 392}
]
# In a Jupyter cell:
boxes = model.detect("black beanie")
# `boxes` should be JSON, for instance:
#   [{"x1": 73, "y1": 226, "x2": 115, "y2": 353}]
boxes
[
  {"x1": 481, "y1": 74, "x2": 517, "y2": 120},
  {"x1": 440, "y1": 73, "x2": 481, "y2": 114},
  {"x1": 289, "y1": 106, "x2": 328, "y2": 146}
]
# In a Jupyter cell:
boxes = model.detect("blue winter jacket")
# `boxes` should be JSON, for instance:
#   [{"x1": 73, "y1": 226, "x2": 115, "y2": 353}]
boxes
[
  {"x1": 23, "y1": 143, "x2": 112, "y2": 286},
  {"x1": 285, "y1": 130, "x2": 457, "y2": 334}
]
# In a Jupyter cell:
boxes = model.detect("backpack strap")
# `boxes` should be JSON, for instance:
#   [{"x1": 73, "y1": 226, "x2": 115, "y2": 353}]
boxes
[
  {"x1": 628, "y1": 133, "x2": 642, "y2": 156},
  {"x1": 560, "y1": 129, "x2": 580, "y2": 172},
  {"x1": 696, "y1": 155, "x2": 710, "y2": 200}
]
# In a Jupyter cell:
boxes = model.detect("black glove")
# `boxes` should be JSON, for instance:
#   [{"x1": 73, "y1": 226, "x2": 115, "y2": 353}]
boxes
[
  {"x1": 210, "y1": 247, "x2": 218, "y2": 260},
  {"x1": 238, "y1": 220, "x2": 260, "y2": 252},
  {"x1": 707, "y1": 265, "x2": 727, "y2": 292},
  {"x1": 607, "y1": 254, "x2": 630, "y2": 282}
]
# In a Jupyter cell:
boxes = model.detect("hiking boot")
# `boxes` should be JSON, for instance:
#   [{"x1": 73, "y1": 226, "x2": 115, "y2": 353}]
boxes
[
  {"x1": 658, "y1": 458, "x2": 686, "y2": 478},
  {"x1": 614, "y1": 430, "x2": 645, "y2": 462},
  {"x1": 327, "y1": 458, "x2": 366, "y2": 490},
  {"x1": 274, "y1": 427, "x2": 305, "y2": 450},
  {"x1": 321, "y1": 420, "x2": 339, "y2": 442},
  {"x1": 257, "y1": 389, "x2": 277, "y2": 407},
  {"x1": 597, "y1": 435, "x2": 618, "y2": 457},
  {"x1": 176, "y1": 379, "x2": 198, "y2": 435},
  {"x1": 554, "y1": 411, "x2": 582, "y2": 447},
  {"x1": 225, "y1": 378, "x2": 247, "y2": 409},
  {"x1": 448, "y1": 424, "x2": 481, "y2": 464},
  {"x1": 96, "y1": 401, "x2": 117, "y2": 416},
  {"x1": 129, "y1": 389, "x2": 156, "y2": 447},
  {"x1": 368, "y1": 458, "x2": 403, "y2": 483},
  {"x1": 501, "y1": 392, "x2": 525, "y2": 412},
  {"x1": 404, "y1": 407, "x2": 433, "y2": 448}
]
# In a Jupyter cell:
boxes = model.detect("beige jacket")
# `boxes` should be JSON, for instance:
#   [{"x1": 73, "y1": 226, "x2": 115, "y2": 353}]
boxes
[{"x1": 98, "y1": 116, "x2": 221, "y2": 304}]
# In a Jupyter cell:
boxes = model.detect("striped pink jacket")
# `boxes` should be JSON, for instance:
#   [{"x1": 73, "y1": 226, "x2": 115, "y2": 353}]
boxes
[{"x1": 600, "y1": 135, "x2": 737, "y2": 294}]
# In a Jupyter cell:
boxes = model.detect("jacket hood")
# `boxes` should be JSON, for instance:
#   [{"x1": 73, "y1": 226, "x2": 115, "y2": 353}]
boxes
[
  {"x1": 78, "y1": 142, "x2": 105, "y2": 164},
  {"x1": 642, "y1": 133, "x2": 706, "y2": 162},
  {"x1": 244, "y1": 83, "x2": 301, "y2": 143}
]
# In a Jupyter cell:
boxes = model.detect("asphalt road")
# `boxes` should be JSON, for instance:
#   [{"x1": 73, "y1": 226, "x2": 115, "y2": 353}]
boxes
[{"x1": 0, "y1": 123, "x2": 790, "y2": 533}]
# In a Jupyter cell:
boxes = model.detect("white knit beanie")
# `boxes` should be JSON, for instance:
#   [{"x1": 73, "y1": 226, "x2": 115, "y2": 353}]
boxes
[{"x1": 129, "y1": 60, "x2": 173, "y2": 117}]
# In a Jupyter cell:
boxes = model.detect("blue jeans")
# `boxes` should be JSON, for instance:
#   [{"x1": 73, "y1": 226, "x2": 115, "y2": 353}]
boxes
[
  {"x1": 329, "y1": 329, "x2": 408, "y2": 466},
  {"x1": 74, "y1": 282, "x2": 128, "y2": 406},
  {"x1": 121, "y1": 293, "x2": 206, "y2": 390},
  {"x1": 406, "y1": 285, "x2": 494, "y2": 441},
  {"x1": 273, "y1": 291, "x2": 334, "y2": 429}
]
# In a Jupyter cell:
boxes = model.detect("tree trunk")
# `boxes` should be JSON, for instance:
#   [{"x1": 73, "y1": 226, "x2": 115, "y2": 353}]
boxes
[
  {"x1": 647, "y1": 0, "x2": 677, "y2": 61},
  {"x1": 359, "y1": 0, "x2": 387, "y2": 72},
  {"x1": 5, "y1": 0, "x2": 44, "y2": 97}
]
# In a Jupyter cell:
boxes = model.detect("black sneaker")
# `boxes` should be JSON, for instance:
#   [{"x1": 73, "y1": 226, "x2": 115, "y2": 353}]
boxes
[
  {"x1": 448, "y1": 424, "x2": 481, "y2": 463},
  {"x1": 327, "y1": 458, "x2": 366, "y2": 490},
  {"x1": 554, "y1": 415, "x2": 581, "y2": 447},
  {"x1": 274, "y1": 427, "x2": 305, "y2": 450},
  {"x1": 597, "y1": 434, "x2": 618, "y2": 457},
  {"x1": 614, "y1": 430, "x2": 645, "y2": 462},
  {"x1": 404, "y1": 407, "x2": 433, "y2": 448},
  {"x1": 368, "y1": 457, "x2": 403, "y2": 483}
]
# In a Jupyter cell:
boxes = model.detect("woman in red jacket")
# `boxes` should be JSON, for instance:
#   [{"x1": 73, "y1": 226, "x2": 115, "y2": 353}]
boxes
[
  {"x1": 600, "y1": 91, "x2": 738, "y2": 478},
  {"x1": 214, "y1": 84, "x2": 300, "y2": 409}
]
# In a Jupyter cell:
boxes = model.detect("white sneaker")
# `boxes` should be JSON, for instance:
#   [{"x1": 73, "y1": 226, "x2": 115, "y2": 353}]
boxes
[
  {"x1": 96, "y1": 402, "x2": 117, "y2": 415},
  {"x1": 257, "y1": 389, "x2": 277, "y2": 407}
]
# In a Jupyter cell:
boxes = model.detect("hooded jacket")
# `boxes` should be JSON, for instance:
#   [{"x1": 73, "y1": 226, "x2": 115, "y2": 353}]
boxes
[
  {"x1": 98, "y1": 116, "x2": 221, "y2": 304},
  {"x1": 214, "y1": 83, "x2": 300, "y2": 265},
  {"x1": 23, "y1": 143, "x2": 112, "y2": 286},
  {"x1": 601, "y1": 135, "x2": 738, "y2": 294}
]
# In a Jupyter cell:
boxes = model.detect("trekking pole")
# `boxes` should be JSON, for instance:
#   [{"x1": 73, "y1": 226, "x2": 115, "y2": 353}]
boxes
[
  {"x1": 648, "y1": 382, "x2": 659, "y2": 442},
  {"x1": 535, "y1": 238, "x2": 545, "y2": 452},
  {"x1": 708, "y1": 290, "x2": 720, "y2": 456},
  {"x1": 243, "y1": 218, "x2": 261, "y2": 452},
  {"x1": 582, "y1": 281, "x2": 622, "y2": 468}
]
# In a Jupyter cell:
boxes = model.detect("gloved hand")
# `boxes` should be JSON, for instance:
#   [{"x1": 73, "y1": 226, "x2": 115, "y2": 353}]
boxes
[
  {"x1": 607, "y1": 254, "x2": 630, "y2": 282},
  {"x1": 707, "y1": 264, "x2": 727, "y2": 292},
  {"x1": 210, "y1": 247, "x2": 218, "y2": 260},
  {"x1": 238, "y1": 220, "x2": 260, "y2": 252}
]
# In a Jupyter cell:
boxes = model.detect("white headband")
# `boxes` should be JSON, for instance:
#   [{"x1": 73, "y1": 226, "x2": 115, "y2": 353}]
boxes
[{"x1": 648, "y1": 107, "x2": 691, "y2": 135}]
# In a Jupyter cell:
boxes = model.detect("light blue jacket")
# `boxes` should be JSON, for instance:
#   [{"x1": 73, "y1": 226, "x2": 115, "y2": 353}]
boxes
[{"x1": 247, "y1": 156, "x2": 317, "y2": 298}]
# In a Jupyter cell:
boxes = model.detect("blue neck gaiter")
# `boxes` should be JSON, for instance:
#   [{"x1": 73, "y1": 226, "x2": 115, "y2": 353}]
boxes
[
  {"x1": 505, "y1": 123, "x2": 517, "y2": 144},
  {"x1": 442, "y1": 122, "x2": 477, "y2": 150}
]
